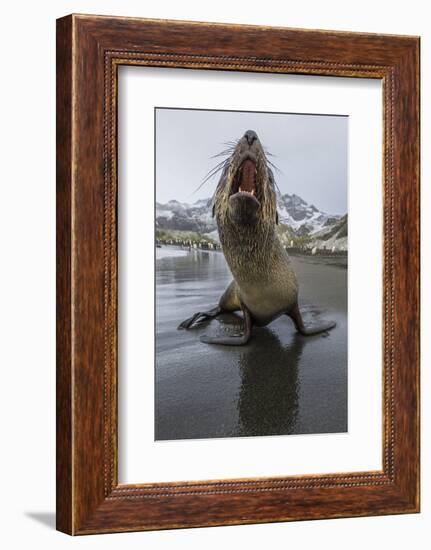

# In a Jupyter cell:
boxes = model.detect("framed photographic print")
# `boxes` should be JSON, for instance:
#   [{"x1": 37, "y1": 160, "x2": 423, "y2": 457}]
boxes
[{"x1": 56, "y1": 14, "x2": 420, "y2": 534}]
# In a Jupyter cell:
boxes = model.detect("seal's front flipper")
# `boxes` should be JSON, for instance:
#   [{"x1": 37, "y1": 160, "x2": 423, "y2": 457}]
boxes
[
  {"x1": 178, "y1": 306, "x2": 221, "y2": 330},
  {"x1": 199, "y1": 332, "x2": 250, "y2": 346},
  {"x1": 287, "y1": 302, "x2": 336, "y2": 336},
  {"x1": 200, "y1": 303, "x2": 252, "y2": 346}
]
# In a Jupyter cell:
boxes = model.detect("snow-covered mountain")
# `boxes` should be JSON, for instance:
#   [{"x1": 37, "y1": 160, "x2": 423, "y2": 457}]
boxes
[
  {"x1": 156, "y1": 194, "x2": 347, "y2": 250},
  {"x1": 276, "y1": 193, "x2": 341, "y2": 236},
  {"x1": 156, "y1": 199, "x2": 214, "y2": 233},
  {"x1": 308, "y1": 214, "x2": 348, "y2": 251}
]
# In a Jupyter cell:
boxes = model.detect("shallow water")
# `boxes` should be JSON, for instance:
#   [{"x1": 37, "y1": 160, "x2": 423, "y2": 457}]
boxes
[{"x1": 155, "y1": 247, "x2": 347, "y2": 440}]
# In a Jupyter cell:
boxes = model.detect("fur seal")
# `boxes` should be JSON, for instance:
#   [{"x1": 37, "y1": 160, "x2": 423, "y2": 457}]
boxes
[{"x1": 178, "y1": 129, "x2": 336, "y2": 345}]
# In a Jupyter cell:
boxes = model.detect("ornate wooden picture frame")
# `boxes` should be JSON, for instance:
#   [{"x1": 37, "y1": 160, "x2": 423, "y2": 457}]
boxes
[{"x1": 56, "y1": 14, "x2": 420, "y2": 535}]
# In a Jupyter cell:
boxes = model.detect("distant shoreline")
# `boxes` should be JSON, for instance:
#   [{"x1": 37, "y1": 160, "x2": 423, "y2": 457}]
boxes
[{"x1": 156, "y1": 243, "x2": 348, "y2": 261}]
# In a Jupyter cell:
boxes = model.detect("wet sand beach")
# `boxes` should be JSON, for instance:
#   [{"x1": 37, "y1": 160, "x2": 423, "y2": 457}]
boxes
[{"x1": 155, "y1": 246, "x2": 347, "y2": 440}]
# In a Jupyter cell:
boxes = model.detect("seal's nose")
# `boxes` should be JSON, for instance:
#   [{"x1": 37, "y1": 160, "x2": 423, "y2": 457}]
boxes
[{"x1": 244, "y1": 130, "x2": 258, "y2": 146}]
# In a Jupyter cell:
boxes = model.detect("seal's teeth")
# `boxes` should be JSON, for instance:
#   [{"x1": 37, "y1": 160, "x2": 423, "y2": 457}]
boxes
[{"x1": 237, "y1": 188, "x2": 256, "y2": 196}]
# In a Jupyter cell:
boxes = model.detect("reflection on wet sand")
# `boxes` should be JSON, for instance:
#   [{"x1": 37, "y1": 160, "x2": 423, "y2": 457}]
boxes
[
  {"x1": 155, "y1": 247, "x2": 347, "y2": 441},
  {"x1": 237, "y1": 329, "x2": 303, "y2": 436}
]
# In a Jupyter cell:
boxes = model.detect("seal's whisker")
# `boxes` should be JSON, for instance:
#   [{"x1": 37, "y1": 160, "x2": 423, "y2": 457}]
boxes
[
  {"x1": 192, "y1": 158, "x2": 230, "y2": 194},
  {"x1": 211, "y1": 147, "x2": 236, "y2": 159},
  {"x1": 203, "y1": 158, "x2": 230, "y2": 180},
  {"x1": 262, "y1": 146, "x2": 281, "y2": 174},
  {"x1": 223, "y1": 140, "x2": 239, "y2": 147},
  {"x1": 267, "y1": 159, "x2": 282, "y2": 174}
]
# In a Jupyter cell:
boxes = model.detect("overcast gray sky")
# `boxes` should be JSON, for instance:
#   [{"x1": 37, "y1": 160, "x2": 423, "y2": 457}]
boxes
[{"x1": 155, "y1": 108, "x2": 348, "y2": 215}]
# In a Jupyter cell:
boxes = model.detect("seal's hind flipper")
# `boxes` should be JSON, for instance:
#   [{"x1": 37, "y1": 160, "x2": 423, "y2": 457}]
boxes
[
  {"x1": 200, "y1": 303, "x2": 252, "y2": 346},
  {"x1": 295, "y1": 319, "x2": 336, "y2": 335},
  {"x1": 177, "y1": 306, "x2": 221, "y2": 330},
  {"x1": 287, "y1": 302, "x2": 336, "y2": 336}
]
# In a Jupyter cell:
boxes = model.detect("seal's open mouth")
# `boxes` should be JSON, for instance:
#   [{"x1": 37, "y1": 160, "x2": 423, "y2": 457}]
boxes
[{"x1": 231, "y1": 159, "x2": 259, "y2": 204}]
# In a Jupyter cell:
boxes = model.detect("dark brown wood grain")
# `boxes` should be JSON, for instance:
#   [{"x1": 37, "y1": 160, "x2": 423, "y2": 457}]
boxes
[
  {"x1": 56, "y1": 15, "x2": 73, "y2": 535},
  {"x1": 56, "y1": 14, "x2": 420, "y2": 535}
]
